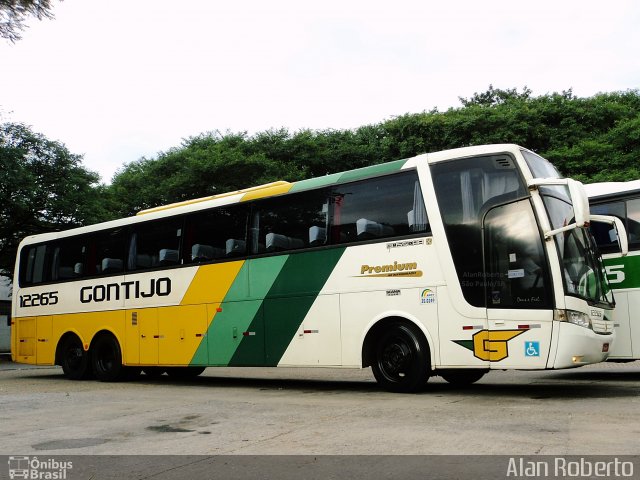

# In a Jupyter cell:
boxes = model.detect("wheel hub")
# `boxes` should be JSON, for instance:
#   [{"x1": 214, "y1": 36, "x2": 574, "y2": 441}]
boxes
[{"x1": 382, "y1": 341, "x2": 411, "y2": 374}]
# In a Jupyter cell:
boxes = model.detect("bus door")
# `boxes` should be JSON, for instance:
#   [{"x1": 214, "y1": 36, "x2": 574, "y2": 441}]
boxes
[{"x1": 483, "y1": 199, "x2": 554, "y2": 369}]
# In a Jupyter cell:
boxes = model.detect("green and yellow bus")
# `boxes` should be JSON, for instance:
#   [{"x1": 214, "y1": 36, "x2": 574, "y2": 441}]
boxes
[
  {"x1": 11, "y1": 144, "x2": 623, "y2": 392},
  {"x1": 587, "y1": 180, "x2": 640, "y2": 360}
]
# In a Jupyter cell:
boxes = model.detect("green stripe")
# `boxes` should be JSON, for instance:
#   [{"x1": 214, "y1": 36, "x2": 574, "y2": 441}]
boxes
[
  {"x1": 603, "y1": 254, "x2": 640, "y2": 289},
  {"x1": 337, "y1": 158, "x2": 407, "y2": 183},
  {"x1": 192, "y1": 249, "x2": 346, "y2": 367},
  {"x1": 289, "y1": 172, "x2": 343, "y2": 193},
  {"x1": 289, "y1": 159, "x2": 408, "y2": 194},
  {"x1": 190, "y1": 257, "x2": 288, "y2": 366},
  {"x1": 230, "y1": 248, "x2": 345, "y2": 366}
]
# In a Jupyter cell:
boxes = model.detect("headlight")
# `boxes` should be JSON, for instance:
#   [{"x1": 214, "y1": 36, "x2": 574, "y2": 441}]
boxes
[{"x1": 554, "y1": 309, "x2": 592, "y2": 329}]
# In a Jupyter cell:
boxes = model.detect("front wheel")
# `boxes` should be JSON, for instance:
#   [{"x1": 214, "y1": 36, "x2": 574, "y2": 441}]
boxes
[
  {"x1": 92, "y1": 334, "x2": 125, "y2": 382},
  {"x1": 371, "y1": 323, "x2": 430, "y2": 393}
]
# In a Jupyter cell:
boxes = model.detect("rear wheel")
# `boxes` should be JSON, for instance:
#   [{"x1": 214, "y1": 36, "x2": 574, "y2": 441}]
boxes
[
  {"x1": 59, "y1": 335, "x2": 91, "y2": 380},
  {"x1": 92, "y1": 334, "x2": 125, "y2": 382},
  {"x1": 371, "y1": 323, "x2": 430, "y2": 393},
  {"x1": 439, "y1": 369, "x2": 487, "y2": 386}
]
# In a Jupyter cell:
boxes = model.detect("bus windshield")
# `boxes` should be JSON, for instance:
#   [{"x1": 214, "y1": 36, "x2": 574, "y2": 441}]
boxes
[{"x1": 522, "y1": 150, "x2": 614, "y2": 307}]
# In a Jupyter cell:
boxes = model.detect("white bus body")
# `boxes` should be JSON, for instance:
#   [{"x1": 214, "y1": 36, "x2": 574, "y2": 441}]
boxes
[{"x1": 12, "y1": 145, "x2": 620, "y2": 392}]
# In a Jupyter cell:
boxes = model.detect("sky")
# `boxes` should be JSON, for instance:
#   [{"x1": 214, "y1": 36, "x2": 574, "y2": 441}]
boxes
[{"x1": 1, "y1": 0, "x2": 639, "y2": 184}]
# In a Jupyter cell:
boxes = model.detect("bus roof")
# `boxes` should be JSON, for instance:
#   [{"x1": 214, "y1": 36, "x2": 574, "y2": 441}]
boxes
[{"x1": 585, "y1": 180, "x2": 640, "y2": 200}]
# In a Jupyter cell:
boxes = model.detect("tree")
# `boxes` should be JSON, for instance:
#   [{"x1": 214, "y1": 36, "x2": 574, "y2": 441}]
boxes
[
  {"x1": 0, "y1": 0, "x2": 58, "y2": 43},
  {"x1": 459, "y1": 85, "x2": 534, "y2": 107},
  {"x1": 106, "y1": 87, "x2": 640, "y2": 217},
  {"x1": 0, "y1": 122, "x2": 106, "y2": 281}
]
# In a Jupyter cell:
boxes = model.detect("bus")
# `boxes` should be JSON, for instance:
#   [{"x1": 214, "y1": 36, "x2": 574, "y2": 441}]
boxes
[
  {"x1": 11, "y1": 144, "x2": 625, "y2": 392},
  {"x1": 586, "y1": 180, "x2": 640, "y2": 360}
]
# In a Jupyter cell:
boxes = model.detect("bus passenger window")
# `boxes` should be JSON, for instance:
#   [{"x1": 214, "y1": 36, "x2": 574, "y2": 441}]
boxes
[
  {"x1": 330, "y1": 171, "x2": 427, "y2": 244},
  {"x1": 590, "y1": 201, "x2": 626, "y2": 253},
  {"x1": 627, "y1": 198, "x2": 640, "y2": 247},
  {"x1": 20, "y1": 244, "x2": 50, "y2": 285},
  {"x1": 183, "y1": 205, "x2": 248, "y2": 263},
  {"x1": 129, "y1": 220, "x2": 182, "y2": 270},
  {"x1": 253, "y1": 189, "x2": 329, "y2": 254}
]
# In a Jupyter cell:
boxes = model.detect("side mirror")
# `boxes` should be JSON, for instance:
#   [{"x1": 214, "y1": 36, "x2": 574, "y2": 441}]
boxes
[
  {"x1": 528, "y1": 178, "x2": 591, "y2": 238},
  {"x1": 590, "y1": 214, "x2": 629, "y2": 256},
  {"x1": 567, "y1": 179, "x2": 590, "y2": 228}
]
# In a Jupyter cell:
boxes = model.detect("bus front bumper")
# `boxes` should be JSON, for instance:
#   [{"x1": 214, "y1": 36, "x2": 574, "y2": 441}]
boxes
[{"x1": 551, "y1": 321, "x2": 614, "y2": 369}]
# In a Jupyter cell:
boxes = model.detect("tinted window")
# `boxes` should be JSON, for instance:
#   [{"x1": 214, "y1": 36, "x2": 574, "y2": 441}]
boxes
[
  {"x1": 92, "y1": 228, "x2": 127, "y2": 275},
  {"x1": 484, "y1": 199, "x2": 551, "y2": 308},
  {"x1": 129, "y1": 219, "x2": 182, "y2": 270},
  {"x1": 330, "y1": 171, "x2": 429, "y2": 244},
  {"x1": 20, "y1": 244, "x2": 51, "y2": 285},
  {"x1": 252, "y1": 189, "x2": 329, "y2": 254},
  {"x1": 432, "y1": 155, "x2": 527, "y2": 306},
  {"x1": 19, "y1": 227, "x2": 127, "y2": 286},
  {"x1": 51, "y1": 236, "x2": 88, "y2": 280},
  {"x1": 184, "y1": 205, "x2": 249, "y2": 262},
  {"x1": 590, "y1": 201, "x2": 626, "y2": 253},
  {"x1": 627, "y1": 198, "x2": 640, "y2": 248}
]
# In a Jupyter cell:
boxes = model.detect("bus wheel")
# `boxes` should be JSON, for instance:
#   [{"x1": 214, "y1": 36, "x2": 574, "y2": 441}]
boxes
[
  {"x1": 59, "y1": 335, "x2": 92, "y2": 380},
  {"x1": 92, "y1": 334, "x2": 125, "y2": 382},
  {"x1": 372, "y1": 323, "x2": 430, "y2": 393},
  {"x1": 166, "y1": 367, "x2": 206, "y2": 379},
  {"x1": 439, "y1": 369, "x2": 487, "y2": 386}
]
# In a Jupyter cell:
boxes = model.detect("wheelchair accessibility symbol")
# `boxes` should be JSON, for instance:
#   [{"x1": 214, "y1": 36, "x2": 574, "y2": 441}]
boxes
[{"x1": 525, "y1": 341, "x2": 540, "y2": 357}]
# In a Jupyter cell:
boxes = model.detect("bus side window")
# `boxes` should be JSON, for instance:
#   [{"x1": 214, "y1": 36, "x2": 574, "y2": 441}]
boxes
[
  {"x1": 590, "y1": 201, "x2": 626, "y2": 253},
  {"x1": 253, "y1": 189, "x2": 329, "y2": 254},
  {"x1": 331, "y1": 171, "x2": 428, "y2": 245},
  {"x1": 129, "y1": 220, "x2": 182, "y2": 271},
  {"x1": 627, "y1": 198, "x2": 640, "y2": 248},
  {"x1": 183, "y1": 205, "x2": 249, "y2": 263},
  {"x1": 20, "y1": 244, "x2": 50, "y2": 286},
  {"x1": 94, "y1": 228, "x2": 126, "y2": 274}
]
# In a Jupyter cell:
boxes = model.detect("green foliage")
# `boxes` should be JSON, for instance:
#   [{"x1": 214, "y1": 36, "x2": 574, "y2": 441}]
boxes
[
  {"x1": 106, "y1": 87, "x2": 640, "y2": 218},
  {"x1": 0, "y1": 122, "x2": 105, "y2": 279},
  {"x1": 108, "y1": 127, "x2": 392, "y2": 217}
]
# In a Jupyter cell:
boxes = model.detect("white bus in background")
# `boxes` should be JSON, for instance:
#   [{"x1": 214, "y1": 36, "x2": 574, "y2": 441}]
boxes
[
  {"x1": 11, "y1": 144, "x2": 627, "y2": 392},
  {"x1": 0, "y1": 277, "x2": 10, "y2": 354},
  {"x1": 586, "y1": 180, "x2": 640, "y2": 360}
]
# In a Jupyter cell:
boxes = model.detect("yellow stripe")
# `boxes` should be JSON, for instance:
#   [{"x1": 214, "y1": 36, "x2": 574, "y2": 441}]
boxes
[
  {"x1": 240, "y1": 182, "x2": 292, "y2": 201},
  {"x1": 180, "y1": 261, "x2": 244, "y2": 305},
  {"x1": 137, "y1": 181, "x2": 292, "y2": 215}
]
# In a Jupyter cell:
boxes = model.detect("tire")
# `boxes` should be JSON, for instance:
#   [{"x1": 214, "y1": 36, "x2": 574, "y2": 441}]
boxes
[
  {"x1": 371, "y1": 323, "x2": 430, "y2": 393},
  {"x1": 92, "y1": 334, "x2": 125, "y2": 382},
  {"x1": 166, "y1": 366, "x2": 206, "y2": 379},
  {"x1": 439, "y1": 369, "x2": 487, "y2": 386},
  {"x1": 59, "y1": 335, "x2": 92, "y2": 380}
]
